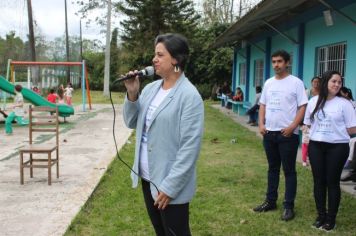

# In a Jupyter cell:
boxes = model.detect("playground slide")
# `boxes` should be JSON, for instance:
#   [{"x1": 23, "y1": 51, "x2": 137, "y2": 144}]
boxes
[{"x1": 0, "y1": 76, "x2": 74, "y2": 117}]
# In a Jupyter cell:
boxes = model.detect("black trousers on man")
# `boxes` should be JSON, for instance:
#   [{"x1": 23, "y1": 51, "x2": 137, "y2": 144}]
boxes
[
  {"x1": 141, "y1": 180, "x2": 191, "y2": 236},
  {"x1": 263, "y1": 131, "x2": 299, "y2": 209}
]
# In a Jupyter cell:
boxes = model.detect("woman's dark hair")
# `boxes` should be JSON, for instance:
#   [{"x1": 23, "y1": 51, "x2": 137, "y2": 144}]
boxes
[
  {"x1": 155, "y1": 33, "x2": 189, "y2": 70},
  {"x1": 271, "y1": 50, "x2": 290, "y2": 63},
  {"x1": 311, "y1": 76, "x2": 320, "y2": 82},
  {"x1": 256, "y1": 86, "x2": 262, "y2": 93},
  {"x1": 310, "y1": 70, "x2": 342, "y2": 122},
  {"x1": 340, "y1": 87, "x2": 354, "y2": 100}
]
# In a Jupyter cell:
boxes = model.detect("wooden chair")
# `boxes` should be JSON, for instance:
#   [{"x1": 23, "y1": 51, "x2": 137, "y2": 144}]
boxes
[{"x1": 19, "y1": 105, "x2": 59, "y2": 185}]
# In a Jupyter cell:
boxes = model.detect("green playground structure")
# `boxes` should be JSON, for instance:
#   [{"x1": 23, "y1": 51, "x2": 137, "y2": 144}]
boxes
[{"x1": 0, "y1": 76, "x2": 74, "y2": 117}]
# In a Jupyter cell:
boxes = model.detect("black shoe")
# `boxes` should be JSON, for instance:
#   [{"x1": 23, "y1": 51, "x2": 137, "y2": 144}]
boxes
[
  {"x1": 312, "y1": 215, "x2": 325, "y2": 229},
  {"x1": 253, "y1": 201, "x2": 276, "y2": 212},
  {"x1": 340, "y1": 172, "x2": 356, "y2": 182},
  {"x1": 281, "y1": 208, "x2": 295, "y2": 221},
  {"x1": 321, "y1": 221, "x2": 336, "y2": 232}
]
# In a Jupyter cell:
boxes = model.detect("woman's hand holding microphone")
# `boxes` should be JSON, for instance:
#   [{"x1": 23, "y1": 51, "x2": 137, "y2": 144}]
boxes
[{"x1": 123, "y1": 70, "x2": 140, "y2": 102}]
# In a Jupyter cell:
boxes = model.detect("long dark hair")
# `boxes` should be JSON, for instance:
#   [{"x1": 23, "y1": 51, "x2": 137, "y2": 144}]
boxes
[{"x1": 310, "y1": 70, "x2": 342, "y2": 122}]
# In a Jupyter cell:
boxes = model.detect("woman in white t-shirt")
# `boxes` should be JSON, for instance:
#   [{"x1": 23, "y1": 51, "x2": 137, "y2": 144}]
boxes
[{"x1": 304, "y1": 71, "x2": 356, "y2": 231}]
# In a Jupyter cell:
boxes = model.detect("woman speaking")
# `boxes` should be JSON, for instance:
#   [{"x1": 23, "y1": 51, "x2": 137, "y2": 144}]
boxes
[{"x1": 122, "y1": 33, "x2": 204, "y2": 235}]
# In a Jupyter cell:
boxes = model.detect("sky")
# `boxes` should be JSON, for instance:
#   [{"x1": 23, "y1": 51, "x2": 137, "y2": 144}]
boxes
[
  {"x1": 0, "y1": 0, "x2": 207, "y2": 44},
  {"x1": 0, "y1": 0, "x2": 120, "y2": 43},
  {"x1": 0, "y1": 0, "x2": 258, "y2": 44}
]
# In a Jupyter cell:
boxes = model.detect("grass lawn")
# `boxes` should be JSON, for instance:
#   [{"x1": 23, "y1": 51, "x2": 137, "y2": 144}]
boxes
[
  {"x1": 72, "y1": 89, "x2": 125, "y2": 105},
  {"x1": 65, "y1": 102, "x2": 356, "y2": 236}
]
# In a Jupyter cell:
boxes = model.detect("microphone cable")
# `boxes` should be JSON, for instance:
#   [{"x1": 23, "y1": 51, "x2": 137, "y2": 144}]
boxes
[
  {"x1": 109, "y1": 85, "x2": 160, "y2": 193},
  {"x1": 109, "y1": 82, "x2": 178, "y2": 236}
]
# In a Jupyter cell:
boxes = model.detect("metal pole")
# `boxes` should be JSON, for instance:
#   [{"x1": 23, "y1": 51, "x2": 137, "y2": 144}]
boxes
[{"x1": 82, "y1": 60, "x2": 86, "y2": 112}]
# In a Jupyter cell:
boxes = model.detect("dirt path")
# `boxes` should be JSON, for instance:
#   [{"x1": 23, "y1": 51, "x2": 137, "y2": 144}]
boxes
[{"x1": 0, "y1": 104, "x2": 132, "y2": 236}]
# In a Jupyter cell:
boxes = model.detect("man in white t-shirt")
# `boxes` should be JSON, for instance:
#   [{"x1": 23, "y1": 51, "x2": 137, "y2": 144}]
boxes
[{"x1": 253, "y1": 50, "x2": 308, "y2": 222}]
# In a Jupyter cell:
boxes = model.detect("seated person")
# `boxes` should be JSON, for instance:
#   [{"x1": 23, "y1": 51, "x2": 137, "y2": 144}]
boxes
[
  {"x1": 341, "y1": 138, "x2": 356, "y2": 186},
  {"x1": 221, "y1": 81, "x2": 232, "y2": 97},
  {"x1": 246, "y1": 86, "x2": 261, "y2": 126},
  {"x1": 47, "y1": 89, "x2": 58, "y2": 103},
  {"x1": 221, "y1": 81, "x2": 232, "y2": 108},
  {"x1": 232, "y1": 87, "x2": 244, "y2": 101}
]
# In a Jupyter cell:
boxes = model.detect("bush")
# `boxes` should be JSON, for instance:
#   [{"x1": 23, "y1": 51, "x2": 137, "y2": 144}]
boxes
[{"x1": 195, "y1": 83, "x2": 213, "y2": 100}]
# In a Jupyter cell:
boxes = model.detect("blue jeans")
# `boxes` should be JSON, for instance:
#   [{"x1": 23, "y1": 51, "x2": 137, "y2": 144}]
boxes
[{"x1": 263, "y1": 131, "x2": 299, "y2": 209}]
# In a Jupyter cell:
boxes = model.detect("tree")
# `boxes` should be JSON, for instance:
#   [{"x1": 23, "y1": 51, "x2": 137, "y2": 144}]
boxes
[
  {"x1": 110, "y1": 28, "x2": 120, "y2": 83},
  {"x1": 75, "y1": 0, "x2": 121, "y2": 95},
  {"x1": 84, "y1": 51, "x2": 105, "y2": 90},
  {"x1": 0, "y1": 32, "x2": 26, "y2": 75},
  {"x1": 201, "y1": 0, "x2": 259, "y2": 24},
  {"x1": 103, "y1": 0, "x2": 112, "y2": 96},
  {"x1": 187, "y1": 22, "x2": 233, "y2": 98},
  {"x1": 118, "y1": 0, "x2": 200, "y2": 69}
]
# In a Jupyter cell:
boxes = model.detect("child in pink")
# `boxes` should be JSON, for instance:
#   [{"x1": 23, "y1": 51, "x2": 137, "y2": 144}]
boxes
[
  {"x1": 64, "y1": 83, "x2": 74, "y2": 106},
  {"x1": 301, "y1": 125, "x2": 310, "y2": 167}
]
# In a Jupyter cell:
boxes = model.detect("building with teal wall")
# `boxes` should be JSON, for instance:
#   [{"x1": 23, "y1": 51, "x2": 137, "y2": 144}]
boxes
[{"x1": 213, "y1": 0, "x2": 356, "y2": 104}]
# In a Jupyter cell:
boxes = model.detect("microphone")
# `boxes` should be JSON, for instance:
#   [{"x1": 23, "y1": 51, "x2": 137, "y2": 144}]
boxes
[{"x1": 115, "y1": 66, "x2": 155, "y2": 83}]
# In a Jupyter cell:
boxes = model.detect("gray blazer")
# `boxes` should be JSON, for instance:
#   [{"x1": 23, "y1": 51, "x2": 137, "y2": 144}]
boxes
[{"x1": 123, "y1": 73, "x2": 204, "y2": 204}]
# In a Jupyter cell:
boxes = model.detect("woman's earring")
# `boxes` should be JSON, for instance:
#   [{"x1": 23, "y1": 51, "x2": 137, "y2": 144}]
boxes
[{"x1": 174, "y1": 65, "x2": 180, "y2": 73}]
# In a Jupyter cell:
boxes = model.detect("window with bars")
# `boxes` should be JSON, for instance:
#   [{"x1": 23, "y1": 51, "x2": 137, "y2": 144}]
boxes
[
  {"x1": 239, "y1": 63, "x2": 246, "y2": 85},
  {"x1": 316, "y1": 42, "x2": 346, "y2": 77},
  {"x1": 254, "y1": 59, "x2": 264, "y2": 87}
]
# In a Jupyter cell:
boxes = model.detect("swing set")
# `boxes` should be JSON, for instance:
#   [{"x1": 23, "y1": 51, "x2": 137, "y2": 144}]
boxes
[{"x1": 4, "y1": 59, "x2": 92, "y2": 112}]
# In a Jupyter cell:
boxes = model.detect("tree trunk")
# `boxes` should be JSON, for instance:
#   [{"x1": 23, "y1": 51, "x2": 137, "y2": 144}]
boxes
[
  {"x1": 230, "y1": 0, "x2": 234, "y2": 22},
  {"x1": 27, "y1": 0, "x2": 39, "y2": 86},
  {"x1": 103, "y1": 0, "x2": 111, "y2": 97},
  {"x1": 65, "y1": 0, "x2": 70, "y2": 83}
]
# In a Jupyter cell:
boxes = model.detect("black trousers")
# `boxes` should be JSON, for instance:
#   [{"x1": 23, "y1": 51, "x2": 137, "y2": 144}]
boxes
[
  {"x1": 309, "y1": 141, "x2": 349, "y2": 220},
  {"x1": 263, "y1": 131, "x2": 299, "y2": 209},
  {"x1": 141, "y1": 180, "x2": 191, "y2": 236}
]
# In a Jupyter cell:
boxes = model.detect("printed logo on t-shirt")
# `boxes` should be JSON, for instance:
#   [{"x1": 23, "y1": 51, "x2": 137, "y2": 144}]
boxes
[
  {"x1": 315, "y1": 111, "x2": 333, "y2": 134},
  {"x1": 267, "y1": 90, "x2": 282, "y2": 113}
]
